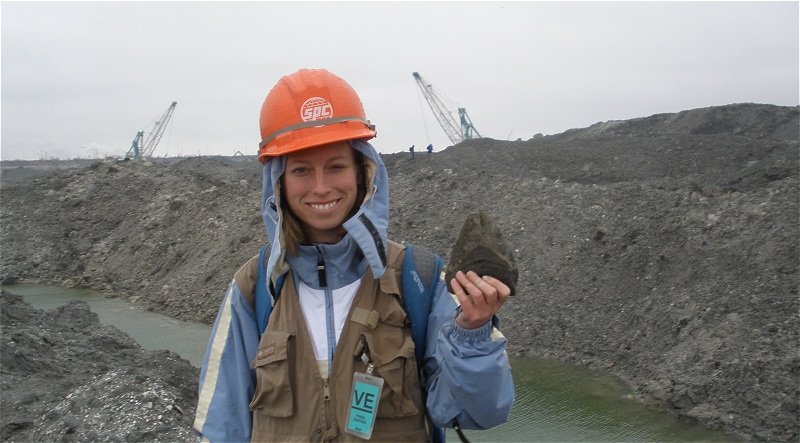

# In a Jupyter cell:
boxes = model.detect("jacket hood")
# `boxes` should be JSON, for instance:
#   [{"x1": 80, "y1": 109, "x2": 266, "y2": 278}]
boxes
[{"x1": 261, "y1": 139, "x2": 390, "y2": 293}]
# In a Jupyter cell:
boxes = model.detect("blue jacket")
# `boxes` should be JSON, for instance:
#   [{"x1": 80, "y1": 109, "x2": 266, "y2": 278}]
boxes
[{"x1": 194, "y1": 140, "x2": 514, "y2": 442}]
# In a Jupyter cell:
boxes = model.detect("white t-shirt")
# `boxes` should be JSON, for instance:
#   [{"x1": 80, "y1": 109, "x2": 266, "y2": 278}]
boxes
[{"x1": 297, "y1": 279, "x2": 361, "y2": 377}]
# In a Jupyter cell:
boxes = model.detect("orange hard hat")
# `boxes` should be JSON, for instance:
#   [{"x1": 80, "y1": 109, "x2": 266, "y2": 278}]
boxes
[{"x1": 258, "y1": 68, "x2": 376, "y2": 162}]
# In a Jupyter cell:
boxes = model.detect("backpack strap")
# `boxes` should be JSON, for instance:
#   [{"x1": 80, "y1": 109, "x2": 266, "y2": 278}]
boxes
[
  {"x1": 401, "y1": 243, "x2": 446, "y2": 443},
  {"x1": 401, "y1": 243, "x2": 443, "y2": 366}
]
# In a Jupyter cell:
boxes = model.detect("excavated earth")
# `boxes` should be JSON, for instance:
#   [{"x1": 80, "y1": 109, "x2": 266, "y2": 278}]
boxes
[
  {"x1": 0, "y1": 291, "x2": 198, "y2": 442},
  {"x1": 1, "y1": 103, "x2": 798, "y2": 442}
]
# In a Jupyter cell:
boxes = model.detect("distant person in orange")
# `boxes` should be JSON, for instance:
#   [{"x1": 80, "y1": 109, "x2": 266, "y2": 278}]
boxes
[{"x1": 194, "y1": 68, "x2": 514, "y2": 442}]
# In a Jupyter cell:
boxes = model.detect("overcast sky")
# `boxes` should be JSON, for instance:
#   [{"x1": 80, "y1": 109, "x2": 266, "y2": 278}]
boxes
[{"x1": 2, "y1": 1, "x2": 798, "y2": 160}]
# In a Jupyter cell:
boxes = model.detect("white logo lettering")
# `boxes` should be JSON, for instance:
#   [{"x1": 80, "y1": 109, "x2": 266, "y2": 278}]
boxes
[
  {"x1": 411, "y1": 270, "x2": 424, "y2": 293},
  {"x1": 300, "y1": 97, "x2": 333, "y2": 122}
]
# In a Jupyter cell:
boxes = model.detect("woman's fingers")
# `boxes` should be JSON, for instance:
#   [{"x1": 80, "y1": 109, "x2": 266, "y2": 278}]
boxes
[
  {"x1": 455, "y1": 270, "x2": 486, "y2": 305},
  {"x1": 451, "y1": 270, "x2": 510, "y2": 329},
  {"x1": 481, "y1": 275, "x2": 512, "y2": 301},
  {"x1": 450, "y1": 272, "x2": 474, "y2": 310}
]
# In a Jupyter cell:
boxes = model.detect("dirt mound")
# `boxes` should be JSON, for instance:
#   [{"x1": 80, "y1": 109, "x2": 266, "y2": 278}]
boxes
[
  {"x1": 168, "y1": 155, "x2": 261, "y2": 190},
  {"x1": 1, "y1": 103, "x2": 798, "y2": 441},
  {"x1": 1, "y1": 159, "x2": 266, "y2": 323},
  {"x1": 557, "y1": 103, "x2": 799, "y2": 141},
  {"x1": 0, "y1": 290, "x2": 198, "y2": 441}
]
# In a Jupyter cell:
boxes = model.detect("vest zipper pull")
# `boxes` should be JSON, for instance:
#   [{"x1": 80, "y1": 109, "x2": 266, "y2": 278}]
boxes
[{"x1": 316, "y1": 246, "x2": 327, "y2": 288}]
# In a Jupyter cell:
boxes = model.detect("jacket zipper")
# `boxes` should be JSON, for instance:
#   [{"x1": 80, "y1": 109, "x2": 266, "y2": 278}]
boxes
[
  {"x1": 316, "y1": 246, "x2": 336, "y2": 438},
  {"x1": 323, "y1": 378, "x2": 332, "y2": 439}
]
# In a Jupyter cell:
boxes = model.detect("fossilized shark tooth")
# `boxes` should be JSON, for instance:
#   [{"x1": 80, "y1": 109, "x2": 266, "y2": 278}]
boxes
[{"x1": 445, "y1": 211, "x2": 518, "y2": 296}]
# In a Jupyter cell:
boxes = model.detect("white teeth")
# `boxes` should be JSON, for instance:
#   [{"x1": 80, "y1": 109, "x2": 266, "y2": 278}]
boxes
[{"x1": 310, "y1": 201, "x2": 337, "y2": 210}]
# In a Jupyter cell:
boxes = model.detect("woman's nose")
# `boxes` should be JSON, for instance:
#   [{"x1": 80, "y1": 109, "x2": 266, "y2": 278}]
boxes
[{"x1": 312, "y1": 171, "x2": 331, "y2": 194}]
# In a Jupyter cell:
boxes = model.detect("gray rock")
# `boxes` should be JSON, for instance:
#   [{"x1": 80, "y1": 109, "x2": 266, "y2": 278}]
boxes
[{"x1": 444, "y1": 211, "x2": 518, "y2": 296}]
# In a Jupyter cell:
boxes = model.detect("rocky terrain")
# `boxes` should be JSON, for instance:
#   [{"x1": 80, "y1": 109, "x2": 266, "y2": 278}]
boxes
[
  {"x1": 0, "y1": 290, "x2": 198, "y2": 442},
  {"x1": 1, "y1": 103, "x2": 798, "y2": 441}
]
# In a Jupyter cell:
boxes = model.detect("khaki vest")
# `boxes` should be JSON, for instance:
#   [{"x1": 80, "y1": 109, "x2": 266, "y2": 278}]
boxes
[{"x1": 235, "y1": 241, "x2": 429, "y2": 442}]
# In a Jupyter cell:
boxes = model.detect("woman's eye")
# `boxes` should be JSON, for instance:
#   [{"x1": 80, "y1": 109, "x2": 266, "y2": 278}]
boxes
[{"x1": 290, "y1": 167, "x2": 309, "y2": 175}]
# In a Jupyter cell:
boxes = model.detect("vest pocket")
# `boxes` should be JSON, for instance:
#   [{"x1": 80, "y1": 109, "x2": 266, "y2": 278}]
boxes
[
  {"x1": 363, "y1": 332, "x2": 420, "y2": 418},
  {"x1": 249, "y1": 330, "x2": 294, "y2": 418}
]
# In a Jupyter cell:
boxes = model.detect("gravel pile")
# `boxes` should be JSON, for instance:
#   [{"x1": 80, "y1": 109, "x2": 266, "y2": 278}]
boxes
[{"x1": 0, "y1": 291, "x2": 198, "y2": 441}]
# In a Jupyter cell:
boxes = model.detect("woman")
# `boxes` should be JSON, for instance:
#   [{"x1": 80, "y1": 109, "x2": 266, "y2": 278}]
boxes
[{"x1": 194, "y1": 68, "x2": 514, "y2": 442}]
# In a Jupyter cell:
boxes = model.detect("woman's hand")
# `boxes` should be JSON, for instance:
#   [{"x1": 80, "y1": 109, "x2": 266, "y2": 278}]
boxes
[{"x1": 450, "y1": 270, "x2": 512, "y2": 329}]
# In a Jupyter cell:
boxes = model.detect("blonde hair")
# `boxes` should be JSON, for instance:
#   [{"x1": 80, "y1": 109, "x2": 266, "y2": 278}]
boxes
[{"x1": 280, "y1": 188, "x2": 306, "y2": 256}]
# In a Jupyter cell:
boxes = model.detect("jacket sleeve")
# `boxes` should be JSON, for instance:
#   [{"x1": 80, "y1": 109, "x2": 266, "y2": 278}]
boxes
[
  {"x1": 421, "y1": 277, "x2": 515, "y2": 429},
  {"x1": 193, "y1": 281, "x2": 260, "y2": 442}
]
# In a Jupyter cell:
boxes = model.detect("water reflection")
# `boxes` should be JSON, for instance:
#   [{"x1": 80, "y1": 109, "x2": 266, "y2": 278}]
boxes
[
  {"x1": 4, "y1": 283, "x2": 210, "y2": 367},
  {"x1": 452, "y1": 358, "x2": 740, "y2": 442}
]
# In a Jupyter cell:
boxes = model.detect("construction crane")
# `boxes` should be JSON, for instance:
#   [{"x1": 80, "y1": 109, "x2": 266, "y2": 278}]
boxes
[
  {"x1": 126, "y1": 101, "x2": 178, "y2": 160},
  {"x1": 412, "y1": 72, "x2": 481, "y2": 145}
]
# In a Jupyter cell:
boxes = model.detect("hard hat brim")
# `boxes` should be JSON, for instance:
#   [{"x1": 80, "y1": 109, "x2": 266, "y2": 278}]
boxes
[{"x1": 258, "y1": 121, "x2": 376, "y2": 162}]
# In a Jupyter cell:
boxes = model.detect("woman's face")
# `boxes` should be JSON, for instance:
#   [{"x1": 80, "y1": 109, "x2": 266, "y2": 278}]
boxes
[{"x1": 283, "y1": 141, "x2": 360, "y2": 244}]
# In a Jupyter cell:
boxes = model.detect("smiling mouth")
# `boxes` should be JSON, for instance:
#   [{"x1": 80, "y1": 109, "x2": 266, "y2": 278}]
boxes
[{"x1": 308, "y1": 200, "x2": 339, "y2": 211}]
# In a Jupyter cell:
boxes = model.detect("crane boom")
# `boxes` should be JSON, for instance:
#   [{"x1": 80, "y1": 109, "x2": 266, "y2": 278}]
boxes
[
  {"x1": 141, "y1": 101, "x2": 178, "y2": 158},
  {"x1": 413, "y1": 72, "x2": 461, "y2": 144},
  {"x1": 126, "y1": 101, "x2": 177, "y2": 160},
  {"x1": 412, "y1": 72, "x2": 480, "y2": 145}
]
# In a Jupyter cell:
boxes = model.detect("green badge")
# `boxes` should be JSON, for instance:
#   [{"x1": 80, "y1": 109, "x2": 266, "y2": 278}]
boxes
[{"x1": 345, "y1": 371, "x2": 384, "y2": 439}]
